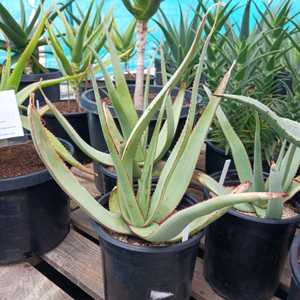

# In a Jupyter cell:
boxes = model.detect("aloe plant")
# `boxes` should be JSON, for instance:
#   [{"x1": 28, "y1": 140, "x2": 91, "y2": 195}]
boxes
[
  {"x1": 207, "y1": 0, "x2": 298, "y2": 157},
  {"x1": 198, "y1": 92, "x2": 300, "y2": 219},
  {"x1": 120, "y1": 0, "x2": 163, "y2": 110},
  {"x1": 155, "y1": 0, "x2": 235, "y2": 87},
  {"x1": 110, "y1": 17, "x2": 136, "y2": 74},
  {"x1": 45, "y1": 0, "x2": 109, "y2": 106},
  {"x1": 27, "y1": 8, "x2": 290, "y2": 243},
  {"x1": 0, "y1": 0, "x2": 74, "y2": 74}
]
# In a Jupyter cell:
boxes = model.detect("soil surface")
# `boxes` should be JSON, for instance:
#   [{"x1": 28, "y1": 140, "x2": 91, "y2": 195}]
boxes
[
  {"x1": 53, "y1": 100, "x2": 82, "y2": 114},
  {"x1": 223, "y1": 186, "x2": 298, "y2": 219},
  {"x1": 0, "y1": 141, "x2": 45, "y2": 178}
]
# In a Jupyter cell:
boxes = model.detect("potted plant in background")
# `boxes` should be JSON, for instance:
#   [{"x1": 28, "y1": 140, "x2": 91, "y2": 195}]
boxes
[
  {"x1": 0, "y1": 14, "x2": 76, "y2": 265},
  {"x1": 28, "y1": 23, "x2": 284, "y2": 297},
  {"x1": 205, "y1": 0, "x2": 297, "y2": 174},
  {"x1": 0, "y1": 0, "x2": 74, "y2": 103},
  {"x1": 199, "y1": 97, "x2": 300, "y2": 300},
  {"x1": 43, "y1": 0, "x2": 109, "y2": 162},
  {"x1": 110, "y1": 17, "x2": 138, "y2": 83},
  {"x1": 288, "y1": 234, "x2": 300, "y2": 300}
]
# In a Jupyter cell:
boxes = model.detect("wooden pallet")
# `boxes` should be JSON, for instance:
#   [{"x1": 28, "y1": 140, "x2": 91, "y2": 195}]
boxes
[{"x1": 0, "y1": 163, "x2": 291, "y2": 300}]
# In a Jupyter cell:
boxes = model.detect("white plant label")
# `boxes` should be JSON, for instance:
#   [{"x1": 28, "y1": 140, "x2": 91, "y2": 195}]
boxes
[{"x1": 0, "y1": 90, "x2": 24, "y2": 140}]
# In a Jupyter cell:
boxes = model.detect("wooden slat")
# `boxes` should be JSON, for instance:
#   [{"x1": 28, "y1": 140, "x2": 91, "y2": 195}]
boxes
[
  {"x1": 42, "y1": 230, "x2": 104, "y2": 300},
  {"x1": 0, "y1": 263, "x2": 71, "y2": 300}
]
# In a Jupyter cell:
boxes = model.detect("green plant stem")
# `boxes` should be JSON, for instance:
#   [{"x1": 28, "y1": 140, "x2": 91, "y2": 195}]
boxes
[{"x1": 134, "y1": 20, "x2": 147, "y2": 111}]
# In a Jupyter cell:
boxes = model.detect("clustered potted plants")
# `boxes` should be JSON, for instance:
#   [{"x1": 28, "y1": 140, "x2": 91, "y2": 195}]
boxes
[{"x1": 1, "y1": 0, "x2": 300, "y2": 300}]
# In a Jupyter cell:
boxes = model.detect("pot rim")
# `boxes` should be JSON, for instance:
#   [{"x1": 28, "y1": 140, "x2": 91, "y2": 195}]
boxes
[
  {"x1": 210, "y1": 169, "x2": 300, "y2": 225},
  {"x1": 0, "y1": 135, "x2": 74, "y2": 192},
  {"x1": 206, "y1": 140, "x2": 228, "y2": 156},
  {"x1": 93, "y1": 192, "x2": 205, "y2": 253},
  {"x1": 290, "y1": 234, "x2": 300, "y2": 286},
  {"x1": 80, "y1": 84, "x2": 203, "y2": 116}
]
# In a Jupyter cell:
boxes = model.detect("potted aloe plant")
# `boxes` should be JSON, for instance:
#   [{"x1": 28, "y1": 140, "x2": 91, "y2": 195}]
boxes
[
  {"x1": 288, "y1": 234, "x2": 300, "y2": 300},
  {"x1": 28, "y1": 22, "x2": 284, "y2": 297},
  {"x1": 205, "y1": 0, "x2": 297, "y2": 174},
  {"x1": 0, "y1": 0, "x2": 74, "y2": 103},
  {"x1": 42, "y1": 0, "x2": 109, "y2": 162},
  {"x1": 199, "y1": 96, "x2": 300, "y2": 300},
  {"x1": 0, "y1": 14, "x2": 78, "y2": 264}
]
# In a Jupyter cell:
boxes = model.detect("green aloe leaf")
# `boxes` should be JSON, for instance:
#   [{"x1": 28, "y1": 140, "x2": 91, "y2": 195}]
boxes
[
  {"x1": 222, "y1": 94, "x2": 300, "y2": 147},
  {"x1": 131, "y1": 192, "x2": 283, "y2": 243},
  {"x1": 28, "y1": 102, "x2": 130, "y2": 235}
]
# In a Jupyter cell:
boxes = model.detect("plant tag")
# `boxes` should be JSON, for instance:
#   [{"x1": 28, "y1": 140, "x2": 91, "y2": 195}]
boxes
[
  {"x1": 150, "y1": 290, "x2": 174, "y2": 299},
  {"x1": 219, "y1": 159, "x2": 231, "y2": 186},
  {"x1": 182, "y1": 224, "x2": 191, "y2": 242},
  {"x1": 0, "y1": 90, "x2": 24, "y2": 140}
]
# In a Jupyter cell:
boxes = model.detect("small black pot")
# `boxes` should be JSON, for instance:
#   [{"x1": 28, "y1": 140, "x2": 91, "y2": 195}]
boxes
[
  {"x1": 19, "y1": 68, "x2": 62, "y2": 104},
  {"x1": 288, "y1": 235, "x2": 300, "y2": 300},
  {"x1": 203, "y1": 170, "x2": 300, "y2": 300},
  {"x1": 205, "y1": 141, "x2": 270, "y2": 175},
  {"x1": 101, "y1": 166, "x2": 159, "y2": 194},
  {"x1": 44, "y1": 103, "x2": 90, "y2": 163},
  {"x1": 0, "y1": 136, "x2": 73, "y2": 264},
  {"x1": 81, "y1": 85, "x2": 203, "y2": 192},
  {"x1": 92, "y1": 192, "x2": 204, "y2": 300}
]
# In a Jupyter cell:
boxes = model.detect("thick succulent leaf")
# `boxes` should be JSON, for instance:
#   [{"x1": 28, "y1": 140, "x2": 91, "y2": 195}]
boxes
[
  {"x1": 0, "y1": 3, "x2": 27, "y2": 47},
  {"x1": 253, "y1": 113, "x2": 265, "y2": 192},
  {"x1": 72, "y1": 0, "x2": 94, "y2": 65},
  {"x1": 92, "y1": 75, "x2": 145, "y2": 226},
  {"x1": 131, "y1": 192, "x2": 283, "y2": 243},
  {"x1": 194, "y1": 171, "x2": 228, "y2": 196},
  {"x1": 216, "y1": 106, "x2": 253, "y2": 182},
  {"x1": 16, "y1": 74, "x2": 82, "y2": 106},
  {"x1": 222, "y1": 94, "x2": 300, "y2": 147},
  {"x1": 281, "y1": 145, "x2": 300, "y2": 191},
  {"x1": 41, "y1": 95, "x2": 113, "y2": 166},
  {"x1": 286, "y1": 177, "x2": 300, "y2": 201},
  {"x1": 122, "y1": 10, "x2": 210, "y2": 164},
  {"x1": 148, "y1": 65, "x2": 235, "y2": 225},
  {"x1": 28, "y1": 104, "x2": 130, "y2": 235},
  {"x1": 266, "y1": 164, "x2": 283, "y2": 219},
  {"x1": 8, "y1": 14, "x2": 47, "y2": 91}
]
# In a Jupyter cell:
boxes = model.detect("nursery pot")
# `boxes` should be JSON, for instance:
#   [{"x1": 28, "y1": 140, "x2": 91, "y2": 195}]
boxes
[
  {"x1": 92, "y1": 193, "x2": 204, "y2": 300},
  {"x1": 19, "y1": 68, "x2": 62, "y2": 104},
  {"x1": 288, "y1": 235, "x2": 300, "y2": 300},
  {"x1": 43, "y1": 103, "x2": 90, "y2": 163},
  {"x1": 203, "y1": 170, "x2": 300, "y2": 300},
  {"x1": 205, "y1": 141, "x2": 270, "y2": 175},
  {"x1": 81, "y1": 85, "x2": 203, "y2": 192},
  {"x1": 0, "y1": 135, "x2": 73, "y2": 264}
]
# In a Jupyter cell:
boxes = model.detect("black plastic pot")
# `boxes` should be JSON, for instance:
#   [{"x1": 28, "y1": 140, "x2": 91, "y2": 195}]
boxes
[
  {"x1": 19, "y1": 68, "x2": 62, "y2": 104},
  {"x1": 0, "y1": 135, "x2": 73, "y2": 264},
  {"x1": 205, "y1": 141, "x2": 270, "y2": 175},
  {"x1": 288, "y1": 235, "x2": 300, "y2": 300},
  {"x1": 81, "y1": 85, "x2": 203, "y2": 192},
  {"x1": 44, "y1": 103, "x2": 90, "y2": 163},
  {"x1": 92, "y1": 192, "x2": 204, "y2": 300},
  {"x1": 203, "y1": 170, "x2": 300, "y2": 300}
]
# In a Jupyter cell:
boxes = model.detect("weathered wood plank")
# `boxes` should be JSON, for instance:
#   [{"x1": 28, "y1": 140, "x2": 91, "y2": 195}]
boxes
[
  {"x1": 42, "y1": 230, "x2": 104, "y2": 300},
  {"x1": 0, "y1": 263, "x2": 71, "y2": 300}
]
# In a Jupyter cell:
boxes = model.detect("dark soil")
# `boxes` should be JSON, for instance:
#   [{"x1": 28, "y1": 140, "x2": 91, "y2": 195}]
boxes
[
  {"x1": 53, "y1": 100, "x2": 81, "y2": 114},
  {"x1": 0, "y1": 141, "x2": 45, "y2": 179}
]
